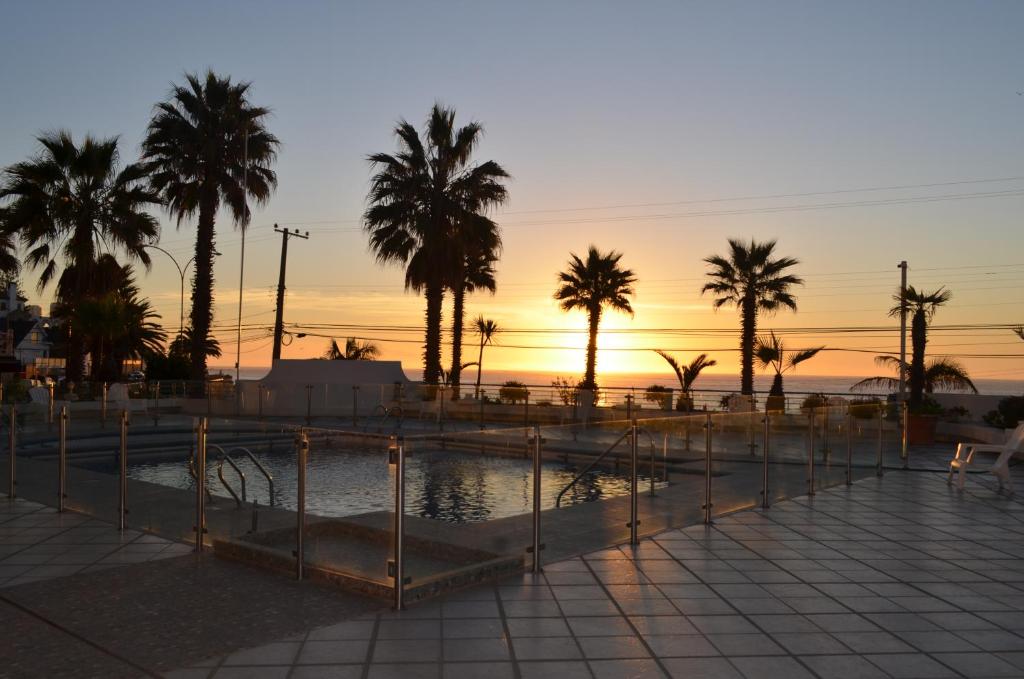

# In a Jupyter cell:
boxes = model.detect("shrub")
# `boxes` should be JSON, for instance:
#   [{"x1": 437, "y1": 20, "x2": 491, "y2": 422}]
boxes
[
  {"x1": 983, "y1": 395, "x2": 1024, "y2": 429},
  {"x1": 499, "y1": 380, "x2": 529, "y2": 405},
  {"x1": 849, "y1": 397, "x2": 882, "y2": 419},
  {"x1": 801, "y1": 393, "x2": 826, "y2": 410},
  {"x1": 644, "y1": 385, "x2": 672, "y2": 410}
]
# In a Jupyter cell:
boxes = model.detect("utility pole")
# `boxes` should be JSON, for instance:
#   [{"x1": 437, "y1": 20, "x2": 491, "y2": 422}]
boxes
[
  {"x1": 272, "y1": 225, "x2": 309, "y2": 362},
  {"x1": 898, "y1": 260, "x2": 908, "y2": 401}
]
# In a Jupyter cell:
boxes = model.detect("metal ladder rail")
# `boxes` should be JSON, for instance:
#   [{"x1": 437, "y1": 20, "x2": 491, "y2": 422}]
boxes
[
  {"x1": 187, "y1": 447, "x2": 214, "y2": 502},
  {"x1": 227, "y1": 446, "x2": 275, "y2": 506},
  {"x1": 555, "y1": 428, "x2": 631, "y2": 508},
  {"x1": 209, "y1": 444, "x2": 247, "y2": 508}
]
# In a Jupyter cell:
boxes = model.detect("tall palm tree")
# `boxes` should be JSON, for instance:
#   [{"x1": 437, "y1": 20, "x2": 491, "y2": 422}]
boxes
[
  {"x1": 0, "y1": 132, "x2": 160, "y2": 381},
  {"x1": 851, "y1": 355, "x2": 977, "y2": 395},
  {"x1": 142, "y1": 71, "x2": 279, "y2": 381},
  {"x1": 323, "y1": 338, "x2": 380, "y2": 360},
  {"x1": 654, "y1": 351, "x2": 717, "y2": 411},
  {"x1": 473, "y1": 316, "x2": 500, "y2": 399},
  {"x1": 0, "y1": 210, "x2": 18, "y2": 277},
  {"x1": 554, "y1": 246, "x2": 636, "y2": 391},
  {"x1": 890, "y1": 286, "x2": 951, "y2": 409},
  {"x1": 702, "y1": 239, "x2": 803, "y2": 396},
  {"x1": 449, "y1": 248, "x2": 497, "y2": 399},
  {"x1": 754, "y1": 331, "x2": 824, "y2": 397},
  {"x1": 364, "y1": 104, "x2": 508, "y2": 386}
]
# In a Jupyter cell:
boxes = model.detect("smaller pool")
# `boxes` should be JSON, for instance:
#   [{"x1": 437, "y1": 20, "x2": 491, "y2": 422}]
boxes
[{"x1": 92, "y1": 446, "x2": 659, "y2": 524}]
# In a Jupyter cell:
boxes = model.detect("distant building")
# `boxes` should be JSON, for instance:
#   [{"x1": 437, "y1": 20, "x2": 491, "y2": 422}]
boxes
[{"x1": 0, "y1": 282, "x2": 57, "y2": 378}]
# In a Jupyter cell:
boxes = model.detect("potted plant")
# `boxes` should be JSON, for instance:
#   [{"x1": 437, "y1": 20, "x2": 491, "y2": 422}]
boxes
[
  {"x1": 754, "y1": 331, "x2": 824, "y2": 414},
  {"x1": 654, "y1": 351, "x2": 717, "y2": 412}
]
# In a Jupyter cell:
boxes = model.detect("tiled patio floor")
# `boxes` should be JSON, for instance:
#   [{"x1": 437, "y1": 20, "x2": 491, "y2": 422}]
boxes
[{"x1": 167, "y1": 466, "x2": 1024, "y2": 679}]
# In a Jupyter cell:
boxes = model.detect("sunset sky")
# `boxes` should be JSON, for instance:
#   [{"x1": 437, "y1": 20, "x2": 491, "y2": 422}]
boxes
[{"x1": 2, "y1": 1, "x2": 1022, "y2": 386}]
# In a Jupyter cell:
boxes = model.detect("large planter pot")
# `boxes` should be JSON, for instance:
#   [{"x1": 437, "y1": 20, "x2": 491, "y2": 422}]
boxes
[
  {"x1": 765, "y1": 395, "x2": 786, "y2": 413},
  {"x1": 907, "y1": 414, "x2": 938, "y2": 445}
]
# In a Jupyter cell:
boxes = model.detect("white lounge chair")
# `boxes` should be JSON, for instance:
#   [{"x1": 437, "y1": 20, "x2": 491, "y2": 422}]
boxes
[{"x1": 948, "y1": 423, "x2": 1024, "y2": 492}]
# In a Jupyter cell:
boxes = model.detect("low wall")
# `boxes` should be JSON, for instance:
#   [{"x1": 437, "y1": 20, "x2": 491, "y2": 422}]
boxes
[{"x1": 932, "y1": 393, "x2": 1012, "y2": 422}]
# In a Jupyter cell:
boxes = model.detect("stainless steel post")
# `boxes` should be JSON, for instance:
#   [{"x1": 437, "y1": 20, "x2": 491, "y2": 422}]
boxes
[
  {"x1": 352, "y1": 385, "x2": 358, "y2": 428},
  {"x1": 531, "y1": 425, "x2": 542, "y2": 573},
  {"x1": 629, "y1": 419, "x2": 639, "y2": 545},
  {"x1": 703, "y1": 412, "x2": 712, "y2": 524},
  {"x1": 901, "y1": 400, "x2": 909, "y2": 470},
  {"x1": 296, "y1": 429, "x2": 308, "y2": 580},
  {"x1": 822, "y1": 397, "x2": 830, "y2": 463},
  {"x1": 649, "y1": 429, "x2": 657, "y2": 497},
  {"x1": 119, "y1": 409, "x2": 129, "y2": 530},
  {"x1": 807, "y1": 408, "x2": 816, "y2": 496},
  {"x1": 761, "y1": 412, "x2": 770, "y2": 509},
  {"x1": 625, "y1": 394, "x2": 633, "y2": 422},
  {"x1": 7, "y1": 404, "x2": 15, "y2": 498},
  {"x1": 876, "y1": 404, "x2": 884, "y2": 477},
  {"x1": 662, "y1": 432, "x2": 670, "y2": 483},
  {"x1": 479, "y1": 389, "x2": 486, "y2": 430},
  {"x1": 48, "y1": 382, "x2": 55, "y2": 425},
  {"x1": 524, "y1": 389, "x2": 530, "y2": 427},
  {"x1": 194, "y1": 417, "x2": 208, "y2": 552},
  {"x1": 845, "y1": 407, "x2": 853, "y2": 486},
  {"x1": 391, "y1": 436, "x2": 406, "y2": 610},
  {"x1": 101, "y1": 383, "x2": 108, "y2": 426},
  {"x1": 57, "y1": 406, "x2": 67, "y2": 512}
]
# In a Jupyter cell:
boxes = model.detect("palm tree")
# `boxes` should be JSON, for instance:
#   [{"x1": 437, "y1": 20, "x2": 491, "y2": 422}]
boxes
[
  {"x1": 1013, "y1": 327, "x2": 1023, "y2": 342},
  {"x1": 323, "y1": 338, "x2": 380, "y2": 360},
  {"x1": 890, "y1": 286, "x2": 951, "y2": 409},
  {"x1": 142, "y1": 71, "x2": 279, "y2": 382},
  {"x1": 0, "y1": 132, "x2": 160, "y2": 381},
  {"x1": 555, "y1": 246, "x2": 636, "y2": 391},
  {"x1": 702, "y1": 239, "x2": 803, "y2": 396},
  {"x1": 364, "y1": 104, "x2": 509, "y2": 386},
  {"x1": 851, "y1": 355, "x2": 977, "y2": 395},
  {"x1": 654, "y1": 351, "x2": 717, "y2": 411},
  {"x1": 449, "y1": 248, "x2": 497, "y2": 399},
  {"x1": 473, "y1": 316, "x2": 500, "y2": 399},
  {"x1": 0, "y1": 211, "x2": 18, "y2": 277},
  {"x1": 754, "y1": 331, "x2": 824, "y2": 397}
]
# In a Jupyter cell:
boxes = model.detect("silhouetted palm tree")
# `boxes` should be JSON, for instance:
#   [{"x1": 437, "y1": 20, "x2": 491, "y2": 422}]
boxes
[
  {"x1": 555, "y1": 246, "x2": 636, "y2": 391},
  {"x1": 323, "y1": 338, "x2": 380, "y2": 360},
  {"x1": 702, "y1": 239, "x2": 803, "y2": 396},
  {"x1": 473, "y1": 316, "x2": 500, "y2": 399},
  {"x1": 1013, "y1": 327, "x2": 1022, "y2": 342},
  {"x1": 449, "y1": 248, "x2": 497, "y2": 399},
  {"x1": 364, "y1": 104, "x2": 508, "y2": 386},
  {"x1": 890, "y1": 286, "x2": 951, "y2": 409},
  {"x1": 851, "y1": 355, "x2": 977, "y2": 395},
  {"x1": 142, "y1": 71, "x2": 279, "y2": 381},
  {"x1": 654, "y1": 351, "x2": 717, "y2": 411},
  {"x1": 754, "y1": 331, "x2": 824, "y2": 397},
  {"x1": 0, "y1": 212, "x2": 18, "y2": 277},
  {"x1": 0, "y1": 132, "x2": 160, "y2": 381}
]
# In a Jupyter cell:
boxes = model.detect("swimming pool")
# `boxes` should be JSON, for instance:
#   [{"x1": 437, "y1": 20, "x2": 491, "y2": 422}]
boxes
[{"x1": 105, "y1": 446, "x2": 659, "y2": 524}]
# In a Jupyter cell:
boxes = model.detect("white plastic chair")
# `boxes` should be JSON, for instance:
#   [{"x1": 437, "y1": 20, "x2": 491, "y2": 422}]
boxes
[{"x1": 948, "y1": 423, "x2": 1024, "y2": 492}]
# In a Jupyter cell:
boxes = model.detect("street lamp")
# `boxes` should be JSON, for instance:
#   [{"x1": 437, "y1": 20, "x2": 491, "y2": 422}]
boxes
[{"x1": 143, "y1": 245, "x2": 221, "y2": 341}]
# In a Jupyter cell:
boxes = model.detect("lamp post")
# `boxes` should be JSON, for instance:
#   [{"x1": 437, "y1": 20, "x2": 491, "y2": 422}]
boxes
[{"x1": 144, "y1": 245, "x2": 221, "y2": 341}]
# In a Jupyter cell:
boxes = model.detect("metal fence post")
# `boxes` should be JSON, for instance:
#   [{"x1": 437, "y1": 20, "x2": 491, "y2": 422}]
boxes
[
  {"x1": 822, "y1": 397, "x2": 830, "y2": 463},
  {"x1": 703, "y1": 413, "x2": 713, "y2": 524},
  {"x1": 57, "y1": 406, "x2": 68, "y2": 512},
  {"x1": 876, "y1": 404, "x2": 884, "y2": 477},
  {"x1": 531, "y1": 425, "x2": 543, "y2": 573},
  {"x1": 7, "y1": 404, "x2": 15, "y2": 498},
  {"x1": 761, "y1": 412, "x2": 770, "y2": 509},
  {"x1": 119, "y1": 409, "x2": 129, "y2": 530},
  {"x1": 479, "y1": 390, "x2": 486, "y2": 430},
  {"x1": 629, "y1": 419, "x2": 639, "y2": 545},
  {"x1": 351, "y1": 385, "x2": 358, "y2": 428},
  {"x1": 807, "y1": 407, "x2": 816, "y2": 496},
  {"x1": 296, "y1": 429, "x2": 308, "y2": 580},
  {"x1": 901, "y1": 400, "x2": 909, "y2": 470},
  {"x1": 845, "y1": 407, "x2": 853, "y2": 486},
  {"x1": 649, "y1": 429, "x2": 657, "y2": 497},
  {"x1": 101, "y1": 382, "x2": 108, "y2": 426},
  {"x1": 391, "y1": 436, "x2": 406, "y2": 610},
  {"x1": 153, "y1": 381, "x2": 161, "y2": 426},
  {"x1": 194, "y1": 417, "x2": 208, "y2": 552},
  {"x1": 48, "y1": 382, "x2": 55, "y2": 426}
]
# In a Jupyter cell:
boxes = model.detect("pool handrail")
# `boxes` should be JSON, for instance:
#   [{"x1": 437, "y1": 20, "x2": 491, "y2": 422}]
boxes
[
  {"x1": 555, "y1": 427, "x2": 632, "y2": 508},
  {"x1": 228, "y1": 446, "x2": 275, "y2": 506},
  {"x1": 209, "y1": 444, "x2": 246, "y2": 508}
]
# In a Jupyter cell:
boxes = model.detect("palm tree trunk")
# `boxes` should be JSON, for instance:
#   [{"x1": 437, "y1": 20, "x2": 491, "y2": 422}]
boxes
[
  {"x1": 740, "y1": 295, "x2": 757, "y2": 395},
  {"x1": 910, "y1": 310, "x2": 927, "y2": 409},
  {"x1": 475, "y1": 338, "x2": 485, "y2": 399},
  {"x1": 423, "y1": 278, "x2": 444, "y2": 386},
  {"x1": 190, "y1": 190, "x2": 217, "y2": 387},
  {"x1": 449, "y1": 283, "x2": 465, "y2": 400},
  {"x1": 66, "y1": 320, "x2": 84, "y2": 384},
  {"x1": 583, "y1": 306, "x2": 601, "y2": 390}
]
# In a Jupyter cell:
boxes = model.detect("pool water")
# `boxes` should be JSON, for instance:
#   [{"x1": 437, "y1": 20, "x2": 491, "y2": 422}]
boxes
[{"x1": 112, "y1": 447, "x2": 660, "y2": 523}]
